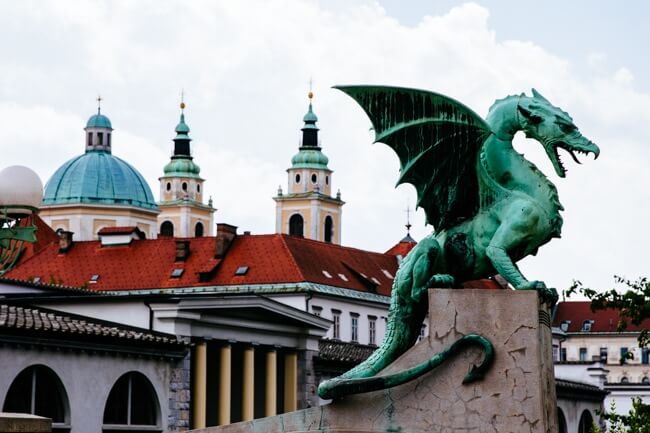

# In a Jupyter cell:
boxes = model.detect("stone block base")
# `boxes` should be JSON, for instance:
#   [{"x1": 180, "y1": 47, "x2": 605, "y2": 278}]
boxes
[{"x1": 193, "y1": 289, "x2": 557, "y2": 433}]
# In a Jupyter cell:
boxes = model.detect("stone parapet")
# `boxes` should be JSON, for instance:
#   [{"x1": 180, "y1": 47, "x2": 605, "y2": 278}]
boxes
[{"x1": 0, "y1": 413, "x2": 51, "y2": 433}]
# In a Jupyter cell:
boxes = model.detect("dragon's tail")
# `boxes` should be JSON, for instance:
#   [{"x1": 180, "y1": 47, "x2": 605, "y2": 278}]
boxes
[{"x1": 317, "y1": 334, "x2": 494, "y2": 400}]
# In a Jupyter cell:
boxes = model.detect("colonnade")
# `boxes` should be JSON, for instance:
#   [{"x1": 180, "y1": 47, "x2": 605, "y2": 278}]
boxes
[{"x1": 191, "y1": 341, "x2": 299, "y2": 429}]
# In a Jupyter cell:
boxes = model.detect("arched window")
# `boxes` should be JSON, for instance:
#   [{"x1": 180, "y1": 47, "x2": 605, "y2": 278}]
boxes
[
  {"x1": 182, "y1": 182, "x2": 188, "y2": 192},
  {"x1": 578, "y1": 410, "x2": 594, "y2": 433},
  {"x1": 324, "y1": 216, "x2": 333, "y2": 243},
  {"x1": 103, "y1": 372, "x2": 159, "y2": 431},
  {"x1": 196, "y1": 184, "x2": 201, "y2": 193},
  {"x1": 195, "y1": 222, "x2": 204, "y2": 237},
  {"x1": 160, "y1": 221, "x2": 174, "y2": 237},
  {"x1": 311, "y1": 173, "x2": 317, "y2": 184},
  {"x1": 3, "y1": 365, "x2": 70, "y2": 431},
  {"x1": 166, "y1": 182, "x2": 171, "y2": 191},
  {"x1": 289, "y1": 214, "x2": 303, "y2": 237},
  {"x1": 557, "y1": 407, "x2": 567, "y2": 433},
  {"x1": 642, "y1": 376, "x2": 650, "y2": 384},
  {"x1": 621, "y1": 376, "x2": 629, "y2": 383}
]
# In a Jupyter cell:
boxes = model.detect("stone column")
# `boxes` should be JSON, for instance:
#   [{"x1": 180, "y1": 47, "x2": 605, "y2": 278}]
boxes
[
  {"x1": 283, "y1": 351, "x2": 298, "y2": 412},
  {"x1": 265, "y1": 349, "x2": 277, "y2": 417},
  {"x1": 218, "y1": 344, "x2": 231, "y2": 425},
  {"x1": 242, "y1": 346, "x2": 255, "y2": 421},
  {"x1": 191, "y1": 341, "x2": 207, "y2": 429}
]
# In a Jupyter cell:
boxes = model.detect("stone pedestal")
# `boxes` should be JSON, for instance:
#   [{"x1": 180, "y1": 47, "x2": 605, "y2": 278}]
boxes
[
  {"x1": 194, "y1": 289, "x2": 557, "y2": 433},
  {"x1": 0, "y1": 413, "x2": 51, "y2": 433}
]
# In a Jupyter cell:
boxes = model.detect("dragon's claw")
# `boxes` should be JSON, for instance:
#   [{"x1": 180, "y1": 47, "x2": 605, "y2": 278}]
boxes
[{"x1": 517, "y1": 280, "x2": 558, "y2": 306}]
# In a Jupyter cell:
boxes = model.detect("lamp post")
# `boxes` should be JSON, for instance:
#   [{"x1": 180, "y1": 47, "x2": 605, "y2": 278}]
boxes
[{"x1": 0, "y1": 166, "x2": 44, "y2": 273}]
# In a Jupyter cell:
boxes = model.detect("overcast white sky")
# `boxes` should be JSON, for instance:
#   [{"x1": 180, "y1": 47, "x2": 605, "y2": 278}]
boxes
[{"x1": 1, "y1": 1, "x2": 648, "y2": 293}]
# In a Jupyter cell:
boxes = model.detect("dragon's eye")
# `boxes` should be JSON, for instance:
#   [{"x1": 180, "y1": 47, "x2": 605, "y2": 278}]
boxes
[{"x1": 559, "y1": 123, "x2": 575, "y2": 134}]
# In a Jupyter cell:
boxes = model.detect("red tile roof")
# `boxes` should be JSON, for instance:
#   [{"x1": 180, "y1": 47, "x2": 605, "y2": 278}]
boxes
[
  {"x1": 6, "y1": 233, "x2": 400, "y2": 294},
  {"x1": 385, "y1": 234, "x2": 417, "y2": 257},
  {"x1": 553, "y1": 301, "x2": 650, "y2": 332}
]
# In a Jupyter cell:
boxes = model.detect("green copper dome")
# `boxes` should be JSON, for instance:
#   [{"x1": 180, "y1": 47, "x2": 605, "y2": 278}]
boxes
[
  {"x1": 86, "y1": 113, "x2": 112, "y2": 129},
  {"x1": 302, "y1": 103, "x2": 318, "y2": 126},
  {"x1": 291, "y1": 149, "x2": 330, "y2": 169},
  {"x1": 163, "y1": 158, "x2": 202, "y2": 178},
  {"x1": 42, "y1": 152, "x2": 158, "y2": 210}
]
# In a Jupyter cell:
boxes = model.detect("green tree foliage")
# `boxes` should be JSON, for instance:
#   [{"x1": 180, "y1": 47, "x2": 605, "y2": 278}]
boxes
[{"x1": 592, "y1": 399, "x2": 650, "y2": 433}]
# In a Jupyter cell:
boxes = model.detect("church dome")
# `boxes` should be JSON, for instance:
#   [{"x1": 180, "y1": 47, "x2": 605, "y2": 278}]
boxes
[
  {"x1": 42, "y1": 152, "x2": 158, "y2": 211},
  {"x1": 86, "y1": 113, "x2": 112, "y2": 129},
  {"x1": 291, "y1": 148, "x2": 329, "y2": 169},
  {"x1": 163, "y1": 158, "x2": 202, "y2": 178}
]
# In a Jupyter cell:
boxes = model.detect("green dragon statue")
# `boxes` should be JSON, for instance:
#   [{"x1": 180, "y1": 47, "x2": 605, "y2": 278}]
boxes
[{"x1": 318, "y1": 86, "x2": 599, "y2": 400}]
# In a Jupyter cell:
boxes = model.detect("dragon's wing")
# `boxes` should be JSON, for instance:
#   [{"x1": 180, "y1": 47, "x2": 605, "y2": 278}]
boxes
[{"x1": 335, "y1": 85, "x2": 491, "y2": 231}]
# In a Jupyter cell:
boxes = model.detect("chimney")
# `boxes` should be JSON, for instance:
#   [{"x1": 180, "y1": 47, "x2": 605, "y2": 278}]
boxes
[
  {"x1": 175, "y1": 240, "x2": 191, "y2": 261},
  {"x1": 57, "y1": 229, "x2": 74, "y2": 253},
  {"x1": 215, "y1": 223, "x2": 237, "y2": 258}
]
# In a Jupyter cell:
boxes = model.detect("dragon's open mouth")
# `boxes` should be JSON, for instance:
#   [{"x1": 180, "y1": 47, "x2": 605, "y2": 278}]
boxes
[{"x1": 551, "y1": 141, "x2": 599, "y2": 178}]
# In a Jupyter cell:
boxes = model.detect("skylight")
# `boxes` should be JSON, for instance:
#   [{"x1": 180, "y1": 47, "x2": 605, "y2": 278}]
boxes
[
  {"x1": 338, "y1": 273, "x2": 349, "y2": 282},
  {"x1": 322, "y1": 270, "x2": 332, "y2": 278},
  {"x1": 171, "y1": 268, "x2": 184, "y2": 278},
  {"x1": 381, "y1": 269, "x2": 394, "y2": 279},
  {"x1": 89, "y1": 274, "x2": 100, "y2": 283},
  {"x1": 371, "y1": 277, "x2": 380, "y2": 285},
  {"x1": 235, "y1": 266, "x2": 249, "y2": 276}
]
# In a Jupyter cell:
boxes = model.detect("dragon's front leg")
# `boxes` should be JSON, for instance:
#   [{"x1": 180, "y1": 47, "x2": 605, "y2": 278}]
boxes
[{"x1": 486, "y1": 201, "x2": 558, "y2": 305}]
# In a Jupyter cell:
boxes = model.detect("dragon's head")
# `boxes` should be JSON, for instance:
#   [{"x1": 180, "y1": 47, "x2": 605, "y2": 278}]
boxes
[{"x1": 518, "y1": 89, "x2": 599, "y2": 178}]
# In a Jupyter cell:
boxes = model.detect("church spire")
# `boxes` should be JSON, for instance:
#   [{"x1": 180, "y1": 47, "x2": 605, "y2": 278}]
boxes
[
  {"x1": 301, "y1": 90, "x2": 319, "y2": 148},
  {"x1": 173, "y1": 96, "x2": 192, "y2": 157}
]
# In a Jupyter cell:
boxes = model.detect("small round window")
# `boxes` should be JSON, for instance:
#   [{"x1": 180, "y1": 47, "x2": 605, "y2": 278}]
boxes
[
  {"x1": 166, "y1": 182, "x2": 171, "y2": 191},
  {"x1": 182, "y1": 182, "x2": 188, "y2": 191},
  {"x1": 311, "y1": 174, "x2": 317, "y2": 184},
  {"x1": 295, "y1": 174, "x2": 301, "y2": 183},
  {"x1": 197, "y1": 184, "x2": 201, "y2": 193},
  {"x1": 325, "y1": 175, "x2": 329, "y2": 185}
]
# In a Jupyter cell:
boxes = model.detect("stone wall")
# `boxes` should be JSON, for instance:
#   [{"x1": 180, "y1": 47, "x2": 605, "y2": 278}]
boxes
[
  {"x1": 169, "y1": 353, "x2": 192, "y2": 431},
  {"x1": 298, "y1": 349, "x2": 319, "y2": 409}
]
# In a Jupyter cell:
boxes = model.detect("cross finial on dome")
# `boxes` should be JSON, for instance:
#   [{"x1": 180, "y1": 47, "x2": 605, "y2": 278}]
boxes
[
  {"x1": 97, "y1": 95, "x2": 102, "y2": 114},
  {"x1": 308, "y1": 77, "x2": 314, "y2": 100},
  {"x1": 180, "y1": 89, "x2": 186, "y2": 111}
]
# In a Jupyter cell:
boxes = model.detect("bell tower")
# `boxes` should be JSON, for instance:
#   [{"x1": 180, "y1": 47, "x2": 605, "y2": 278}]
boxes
[
  {"x1": 157, "y1": 100, "x2": 214, "y2": 238},
  {"x1": 274, "y1": 91, "x2": 344, "y2": 244}
]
